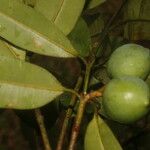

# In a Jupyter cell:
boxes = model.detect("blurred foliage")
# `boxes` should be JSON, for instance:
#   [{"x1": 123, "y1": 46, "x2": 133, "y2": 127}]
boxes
[
  {"x1": 0, "y1": 0, "x2": 149, "y2": 149},
  {"x1": 0, "y1": 110, "x2": 31, "y2": 150},
  {"x1": 124, "y1": 0, "x2": 150, "y2": 41}
]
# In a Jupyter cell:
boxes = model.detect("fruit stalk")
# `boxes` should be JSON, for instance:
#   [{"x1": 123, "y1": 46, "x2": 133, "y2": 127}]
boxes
[
  {"x1": 56, "y1": 76, "x2": 83, "y2": 150},
  {"x1": 68, "y1": 91, "x2": 102, "y2": 150},
  {"x1": 68, "y1": 60, "x2": 93, "y2": 150}
]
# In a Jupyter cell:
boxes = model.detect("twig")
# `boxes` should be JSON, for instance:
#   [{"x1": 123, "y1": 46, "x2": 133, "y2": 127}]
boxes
[
  {"x1": 68, "y1": 60, "x2": 98, "y2": 150},
  {"x1": 68, "y1": 95, "x2": 87, "y2": 150},
  {"x1": 35, "y1": 109, "x2": 52, "y2": 150},
  {"x1": 83, "y1": 60, "x2": 95, "y2": 94},
  {"x1": 64, "y1": 88, "x2": 81, "y2": 99},
  {"x1": 68, "y1": 61, "x2": 91, "y2": 150},
  {"x1": 68, "y1": 91, "x2": 102, "y2": 150},
  {"x1": 56, "y1": 76, "x2": 83, "y2": 150}
]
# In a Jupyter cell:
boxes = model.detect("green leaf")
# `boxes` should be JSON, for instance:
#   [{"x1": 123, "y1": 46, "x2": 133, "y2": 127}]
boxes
[
  {"x1": 16, "y1": 0, "x2": 24, "y2": 3},
  {"x1": 0, "y1": 56, "x2": 64, "y2": 109},
  {"x1": 23, "y1": 0, "x2": 36, "y2": 7},
  {"x1": 0, "y1": 38, "x2": 26, "y2": 60},
  {"x1": 87, "y1": 0, "x2": 106, "y2": 9},
  {"x1": 124, "y1": 0, "x2": 150, "y2": 40},
  {"x1": 0, "y1": 0, "x2": 78, "y2": 58},
  {"x1": 85, "y1": 114, "x2": 122, "y2": 150},
  {"x1": 34, "y1": 0, "x2": 85, "y2": 35},
  {"x1": 0, "y1": 39, "x2": 15, "y2": 57},
  {"x1": 8, "y1": 45, "x2": 26, "y2": 60},
  {"x1": 68, "y1": 18, "x2": 91, "y2": 57}
]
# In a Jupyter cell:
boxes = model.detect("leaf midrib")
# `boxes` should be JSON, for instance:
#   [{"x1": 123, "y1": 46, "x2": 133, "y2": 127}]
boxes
[
  {"x1": 52, "y1": 0, "x2": 65, "y2": 22},
  {"x1": 0, "y1": 80, "x2": 63, "y2": 92},
  {"x1": 95, "y1": 115, "x2": 105, "y2": 150}
]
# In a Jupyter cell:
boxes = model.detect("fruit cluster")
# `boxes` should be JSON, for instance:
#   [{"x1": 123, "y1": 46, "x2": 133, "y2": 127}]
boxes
[{"x1": 102, "y1": 44, "x2": 150, "y2": 124}]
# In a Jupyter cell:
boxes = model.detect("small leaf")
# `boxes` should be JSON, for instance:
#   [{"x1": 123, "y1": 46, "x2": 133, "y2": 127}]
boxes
[
  {"x1": 87, "y1": 0, "x2": 106, "y2": 9},
  {"x1": 0, "y1": 0, "x2": 78, "y2": 57},
  {"x1": 0, "y1": 56, "x2": 64, "y2": 109},
  {"x1": 85, "y1": 114, "x2": 122, "y2": 150},
  {"x1": 68, "y1": 18, "x2": 91, "y2": 57},
  {"x1": 35, "y1": 0, "x2": 85, "y2": 35}
]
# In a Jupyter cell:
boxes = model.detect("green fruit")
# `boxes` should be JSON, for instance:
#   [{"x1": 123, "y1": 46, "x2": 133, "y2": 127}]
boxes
[
  {"x1": 102, "y1": 76, "x2": 150, "y2": 124},
  {"x1": 107, "y1": 44, "x2": 150, "y2": 79}
]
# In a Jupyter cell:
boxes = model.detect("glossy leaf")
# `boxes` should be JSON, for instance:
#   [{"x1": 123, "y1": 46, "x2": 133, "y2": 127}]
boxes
[
  {"x1": 35, "y1": 0, "x2": 85, "y2": 35},
  {"x1": 85, "y1": 114, "x2": 122, "y2": 150},
  {"x1": 68, "y1": 18, "x2": 91, "y2": 57},
  {"x1": 0, "y1": 56, "x2": 64, "y2": 109},
  {"x1": 0, "y1": 0, "x2": 78, "y2": 58},
  {"x1": 87, "y1": 0, "x2": 106, "y2": 9},
  {"x1": 124, "y1": 0, "x2": 150, "y2": 40}
]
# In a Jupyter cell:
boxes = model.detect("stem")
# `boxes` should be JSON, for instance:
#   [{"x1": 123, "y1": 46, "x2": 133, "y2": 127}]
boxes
[
  {"x1": 78, "y1": 56, "x2": 87, "y2": 65},
  {"x1": 68, "y1": 96, "x2": 87, "y2": 150},
  {"x1": 56, "y1": 76, "x2": 83, "y2": 150},
  {"x1": 64, "y1": 88, "x2": 80, "y2": 99},
  {"x1": 83, "y1": 60, "x2": 95, "y2": 94},
  {"x1": 68, "y1": 91, "x2": 102, "y2": 150},
  {"x1": 35, "y1": 109, "x2": 52, "y2": 150},
  {"x1": 68, "y1": 60, "x2": 94, "y2": 150}
]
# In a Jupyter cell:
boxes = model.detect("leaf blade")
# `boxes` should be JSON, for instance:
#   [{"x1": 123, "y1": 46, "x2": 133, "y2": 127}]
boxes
[
  {"x1": 0, "y1": 39, "x2": 15, "y2": 57},
  {"x1": 87, "y1": 0, "x2": 106, "y2": 9},
  {"x1": 84, "y1": 114, "x2": 122, "y2": 150},
  {"x1": 35, "y1": 0, "x2": 85, "y2": 35},
  {"x1": 0, "y1": 0, "x2": 78, "y2": 57},
  {"x1": 0, "y1": 38, "x2": 26, "y2": 60},
  {"x1": 68, "y1": 18, "x2": 91, "y2": 57},
  {"x1": 97, "y1": 116, "x2": 123, "y2": 150},
  {"x1": 0, "y1": 56, "x2": 64, "y2": 109},
  {"x1": 84, "y1": 114, "x2": 105, "y2": 150},
  {"x1": 7, "y1": 45, "x2": 26, "y2": 60}
]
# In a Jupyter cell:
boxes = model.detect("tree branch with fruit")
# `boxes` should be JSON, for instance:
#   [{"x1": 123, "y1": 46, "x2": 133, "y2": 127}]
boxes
[{"x1": 0, "y1": 0, "x2": 149, "y2": 150}]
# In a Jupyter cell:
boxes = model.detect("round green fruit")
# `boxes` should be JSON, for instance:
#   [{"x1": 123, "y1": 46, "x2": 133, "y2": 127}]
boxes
[
  {"x1": 107, "y1": 44, "x2": 150, "y2": 79},
  {"x1": 102, "y1": 76, "x2": 150, "y2": 124}
]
